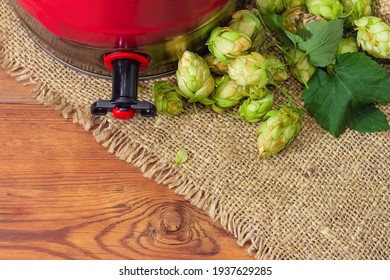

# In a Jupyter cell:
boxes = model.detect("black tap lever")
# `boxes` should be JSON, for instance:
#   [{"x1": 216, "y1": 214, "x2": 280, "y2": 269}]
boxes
[{"x1": 91, "y1": 52, "x2": 156, "y2": 120}]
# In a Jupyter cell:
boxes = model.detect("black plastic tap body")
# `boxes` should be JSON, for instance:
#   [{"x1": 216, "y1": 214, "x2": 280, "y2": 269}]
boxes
[{"x1": 111, "y1": 59, "x2": 139, "y2": 109}]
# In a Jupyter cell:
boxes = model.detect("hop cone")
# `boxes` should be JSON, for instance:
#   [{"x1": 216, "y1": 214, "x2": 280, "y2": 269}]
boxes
[
  {"x1": 228, "y1": 52, "x2": 268, "y2": 87},
  {"x1": 206, "y1": 26, "x2": 252, "y2": 62},
  {"x1": 254, "y1": 0, "x2": 285, "y2": 14},
  {"x1": 341, "y1": 0, "x2": 372, "y2": 27},
  {"x1": 336, "y1": 36, "x2": 359, "y2": 55},
  {"x1": 176, "y1": 51, "x2": 215, "y2": 105},
  {"x1": 257, "y1": 106, "x2": 302, "y2": 158},
  {"x1": 281, "y1": 5, "x2": 325, "y2": 34},
  {"x1": 305, "y1": 0, "x2": 344, "y2": 20},
  {"x1": 325, "y1": 36, "x2": 359, "y2": 73},
  {"x1": 238, "y1": 92, "x2": 274, "y2": 123},
  {"x1": 211, "y1": 75, "x2": 246, "y2": 113},
  {"x1": 264, "y1": 54, "x2": 289, "y2": 84},
  {"x1": 284, "y1": 0, "x2": 306, "y2": 10},
  {"x1": 243, "y1": 85, "x2": 270, "y2": 100},
  {"x1": 354, "y1": 16, "x2": 390, "y2": 59},
  {"x1": 152, "y1": 81, "x2": 185, "y2": 116},
  {"x1": 204, "y1": 53, "x2": 229, "y2": 75},
  {"x1": 228, "y1": 9, "x2": 266, "y2": 51},
  {"x1": 285, "y1": 48, "x2": 317, "y2": 84}
]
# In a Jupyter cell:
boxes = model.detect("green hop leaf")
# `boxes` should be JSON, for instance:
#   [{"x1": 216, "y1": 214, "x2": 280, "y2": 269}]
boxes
[
  {"x1": 263, "y1": 15, "x2": 344, "y2": 67},
  {"x1": 297, "y1": 19, "x2": 344, "y2": 67},
  {"x1": 262, "y1": 14, "x2": 303, "y2": 47},
  {"x1": 174, "y1": 148, "x2": 189, "y2": 165},
  {"x1": 349, "y1": 106, "x2": 390, "y2": 133},
  {"x1": 303, "y1": 52, "x2": 390, "y2": 137}
]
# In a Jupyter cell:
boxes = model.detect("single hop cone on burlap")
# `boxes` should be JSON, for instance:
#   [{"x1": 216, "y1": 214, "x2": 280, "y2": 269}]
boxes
[
  {"x1": 206, "y1": 26, "x2": 252, "y2": 63},
  {"x1": 152, "y1": 81, "x2": 185, "y2": 116},
  {"x1": 354, "y1": 16, "x2": 390, "y2": 59},
  {"x1": 228, "y1": 52, "x2": 268, "y2": 87},
  {"x1": 176, "y1": 50, "x2": 215, "y2": 105},
  {"x1": 305, "y1": 0, "x2": 344, "y2": 20},
  {"x1": 211, "y1": 75, "x2": 246, "y2": 113},
  {"x1": 257, "y1": 106, "x2": 302, "y2": 158},
  {"x1": 238, "y1": 92, "x2": 274, "y2": 123},
  {"x1": 228, "y1": 9, "x2": 266, "y2": 51}
]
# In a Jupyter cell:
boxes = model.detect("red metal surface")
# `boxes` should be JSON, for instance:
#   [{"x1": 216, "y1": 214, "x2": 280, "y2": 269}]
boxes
[{"x1": 15, "y1": 0, "x2": 228, "y2": 48}]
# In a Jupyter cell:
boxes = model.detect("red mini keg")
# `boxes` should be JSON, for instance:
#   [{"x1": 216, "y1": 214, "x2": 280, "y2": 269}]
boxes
[{"x1": 11, "y1": 0, "x2": 238, "y2": 119}]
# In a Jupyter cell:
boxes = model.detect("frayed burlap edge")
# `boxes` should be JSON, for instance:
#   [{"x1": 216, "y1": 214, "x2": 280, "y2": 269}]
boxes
[{"x1": 1, "y1": 47, "x2": 284, "y2": 259}]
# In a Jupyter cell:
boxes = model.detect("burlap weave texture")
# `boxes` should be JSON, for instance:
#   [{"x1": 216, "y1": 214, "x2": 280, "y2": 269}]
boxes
[{"x1": 1, "y1": 0, "x2": 389, "y2": 259}]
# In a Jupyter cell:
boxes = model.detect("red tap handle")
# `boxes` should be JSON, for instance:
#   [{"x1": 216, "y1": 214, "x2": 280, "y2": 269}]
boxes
[
  {"x1": 112, "y1": 106, "x2": 135, "y2": 120},
  {"x1": 103, "y1": 52, "x2": 149, "y2": 71}
]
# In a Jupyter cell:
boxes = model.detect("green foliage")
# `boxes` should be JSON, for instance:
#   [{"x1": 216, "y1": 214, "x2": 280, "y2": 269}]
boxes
[
  {"x1": 297, "y1": 19, "x2": 344, "y2": 67},
  {"x1": 263, "y1": 14, "x2": 344, "y2": 66},
  {"x1": 303, "y1": 52, "x2": 390, "y2": 136}
]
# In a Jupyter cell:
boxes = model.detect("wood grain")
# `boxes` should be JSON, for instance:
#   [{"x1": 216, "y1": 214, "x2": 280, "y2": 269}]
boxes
[{"x1": 0, "y1": 69, "x2": 252, "y2": 260}]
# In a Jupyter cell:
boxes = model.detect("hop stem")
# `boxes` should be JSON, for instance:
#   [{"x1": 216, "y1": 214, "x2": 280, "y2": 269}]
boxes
[
  {"x1": 270, "y1": 82, "x2": 295, "y2": 107},
  {"x1": 192, "y1": 102, "x2": 199, "y2": 117},
  {"x1": 226, "y1": 111, "x2": 240, "y2": 119}
]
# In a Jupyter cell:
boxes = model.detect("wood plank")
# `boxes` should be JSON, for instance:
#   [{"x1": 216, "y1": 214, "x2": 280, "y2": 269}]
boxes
[
  {"x1": 0, "y1": 70, "x2": 37, "y2": 104},
  {"x1": 0, "y1": 68, "x2": 252, "y2": 259}
]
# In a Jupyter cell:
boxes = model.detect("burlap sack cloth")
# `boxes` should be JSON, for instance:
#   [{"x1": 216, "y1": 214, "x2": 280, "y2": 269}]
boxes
[{"x1": 1, "y1": 0, "x2": 389, "y2": 259}]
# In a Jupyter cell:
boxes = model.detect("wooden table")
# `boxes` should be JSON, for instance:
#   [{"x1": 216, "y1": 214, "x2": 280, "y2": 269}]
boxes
[{"x1": 0, "y1": 69, "x2": 252, "y2": 259}]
